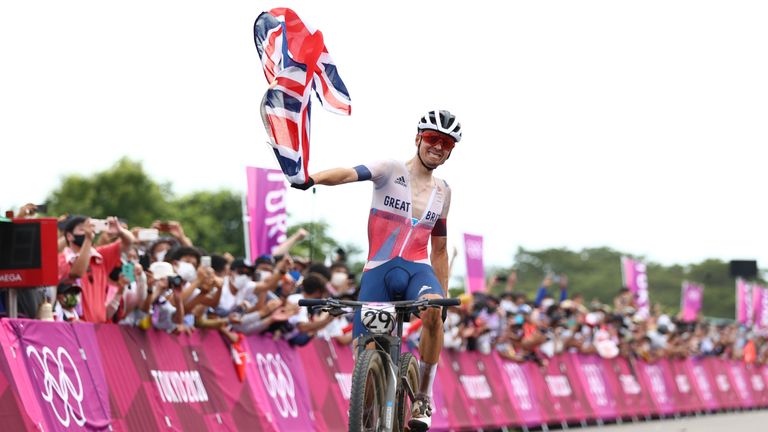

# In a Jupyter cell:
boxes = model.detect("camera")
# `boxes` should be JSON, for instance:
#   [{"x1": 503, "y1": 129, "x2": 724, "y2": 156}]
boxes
[{"x1": 167, "y1": 275, "x2": 183, "y2": 289}]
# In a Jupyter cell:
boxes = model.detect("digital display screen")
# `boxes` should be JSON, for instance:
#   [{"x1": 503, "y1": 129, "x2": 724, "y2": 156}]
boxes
[{"x1": 0, "y1": 223, "x2": 42, "y2": 270}]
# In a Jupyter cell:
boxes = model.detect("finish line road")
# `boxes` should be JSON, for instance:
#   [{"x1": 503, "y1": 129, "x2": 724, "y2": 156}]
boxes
[{"x1": 576, "y1": 410, "x2": 768, "y2": 432}]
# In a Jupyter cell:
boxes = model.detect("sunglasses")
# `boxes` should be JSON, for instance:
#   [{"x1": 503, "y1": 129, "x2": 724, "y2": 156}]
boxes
[{"x1": 419, "y1": 131, "x2": 456, "y2": 151}]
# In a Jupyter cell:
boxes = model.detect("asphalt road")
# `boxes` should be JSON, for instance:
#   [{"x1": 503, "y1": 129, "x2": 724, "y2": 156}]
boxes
[{"x1": 574, "y1": 410, "x2": 768, "y2": 432}]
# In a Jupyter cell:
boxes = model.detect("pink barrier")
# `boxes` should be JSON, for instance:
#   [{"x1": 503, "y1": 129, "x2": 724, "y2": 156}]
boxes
[{"x1": 1, "y1": 319, "x2": 767, "y2": 431}]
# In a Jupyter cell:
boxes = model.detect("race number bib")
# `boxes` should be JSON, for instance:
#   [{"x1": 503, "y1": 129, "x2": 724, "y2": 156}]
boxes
[{"x1": 361, "y1": 303, "x2": 396, "y2": 334}]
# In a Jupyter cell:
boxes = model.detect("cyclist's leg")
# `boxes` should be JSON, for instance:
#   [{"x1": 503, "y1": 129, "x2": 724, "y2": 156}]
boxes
[{"x1": 404, "y1": 263, "x2": 443, "y2": 430}]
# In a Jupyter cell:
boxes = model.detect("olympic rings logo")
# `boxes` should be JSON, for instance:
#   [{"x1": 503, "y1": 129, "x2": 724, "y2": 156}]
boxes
[
  {"x1": 25, "y1": 345, "x2": 87, "y2": 427},
  {"x1": 256, "y1": 353, "x2": 298, "y2": 418}
]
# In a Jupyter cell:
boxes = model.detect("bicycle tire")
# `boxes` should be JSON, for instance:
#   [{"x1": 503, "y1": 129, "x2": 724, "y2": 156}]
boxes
[
  {"x1": 394, "y1": 352, "x2": 420, "y2": 432},
  {"x1": 349, "y1": 350, "x2": 387, "y2": 432}
]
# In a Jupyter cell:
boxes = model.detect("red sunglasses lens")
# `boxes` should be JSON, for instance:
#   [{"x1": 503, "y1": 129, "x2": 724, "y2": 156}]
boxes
[{"x1": 421, "y1": 133, "x2": 455, "y2": 150}]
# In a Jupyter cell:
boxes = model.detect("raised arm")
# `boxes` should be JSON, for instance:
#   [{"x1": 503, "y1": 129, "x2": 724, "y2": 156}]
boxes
[{"x1": 312, "y1": 167, "x2": 359, "y2": 186}]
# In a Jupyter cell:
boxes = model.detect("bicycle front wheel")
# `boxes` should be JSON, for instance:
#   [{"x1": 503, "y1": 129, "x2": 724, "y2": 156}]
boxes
[
  {"x1": 394, "y1": 352, "x2": 420, "y2": 432},
  {"x1": 349, "y1": 350, "x2": 387, "y2": 432}
]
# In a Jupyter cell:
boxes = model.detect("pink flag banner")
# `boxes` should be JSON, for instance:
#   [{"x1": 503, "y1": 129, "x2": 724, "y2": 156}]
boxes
[
  {"x1": 463, "y1": 233, "x2": 486, "y2": 294},
  {"x1": 246, "y1": 167, "x2": 287, "y2": 259},
  {"x1": 621, "y1": 257, "x2": 650, "y2": 317},
  {"x1": 680, "y1": 281, "x2": 704, "y2": 322},
  {"x1": 736, "y1": 278, "x2": 754, "y2": 326},
  {"x1": 704, "y1": 357, "x2": 741, "y2": 409},
  {"x1": 753, "y1": 285, "x2": 768, "y2": 329},
  {"x1": 541, "y1": 355, "x2": 591, "y2": 423}
]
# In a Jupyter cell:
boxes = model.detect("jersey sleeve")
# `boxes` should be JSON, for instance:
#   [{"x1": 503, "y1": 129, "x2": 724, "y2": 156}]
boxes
[
  {"x1": 431, "y1": 180, "x2": 451, "y2": 237},
  {"x1": 353, "y1": 159, "x2": 395, "y2": 188}
]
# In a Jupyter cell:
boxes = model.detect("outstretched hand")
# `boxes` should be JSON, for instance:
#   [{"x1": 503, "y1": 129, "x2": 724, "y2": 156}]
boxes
[{"x1": 290, "y1": 177, "x2": 315, "y2": 191}]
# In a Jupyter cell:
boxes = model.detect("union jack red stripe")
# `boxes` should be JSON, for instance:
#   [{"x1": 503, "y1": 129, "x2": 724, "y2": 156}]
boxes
[{"x1": 254, "y1": 8, "x2": 351, "y2": 185}]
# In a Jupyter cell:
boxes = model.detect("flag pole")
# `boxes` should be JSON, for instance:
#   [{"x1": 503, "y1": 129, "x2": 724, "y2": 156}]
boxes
[{"x1": 241, "y1": 192, "x2": 251, "y2": 263}]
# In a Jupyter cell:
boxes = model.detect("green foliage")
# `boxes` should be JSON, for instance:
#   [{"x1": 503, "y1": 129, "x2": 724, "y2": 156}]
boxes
[
  {"x1": 488, "y1": 247, "x2": 757, "y2": 320},
  {"x1": 47, "y1": 158, "x2": 173, "y2": 226},
  {"x1": 171, "y1": 190, "x2": 244, "y2": 256}
]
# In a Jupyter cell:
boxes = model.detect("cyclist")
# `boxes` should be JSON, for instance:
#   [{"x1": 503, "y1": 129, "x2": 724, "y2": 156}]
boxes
[{"x1": 292, "y1": 110, "x2": 461, "y2": 431}]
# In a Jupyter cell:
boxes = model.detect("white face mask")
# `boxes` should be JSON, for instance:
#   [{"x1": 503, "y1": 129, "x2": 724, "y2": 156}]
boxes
[
  {"x1": 500, "y1": 300, "x2": 515, "y2": 313},
  {"x1": 259, "y1": 270, "x2": 273, "y2": 282},
  {"x1": 233, "y1": 274, "x2": 251, "y2": 290},
  {"x1": 330, "y1": 272, "x2": 347, "y2": 288},
  {"x1": 155, "y1": 250, "x2": 168, "y2": 262},
  {"x1": 176, "y1": 261, "x2": 197, "y2": 282}
]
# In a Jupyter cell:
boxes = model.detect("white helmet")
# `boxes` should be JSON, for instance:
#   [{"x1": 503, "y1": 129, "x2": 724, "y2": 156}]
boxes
[{"x1": 417, "y1": 110, "x2": 462, "y2": 143}]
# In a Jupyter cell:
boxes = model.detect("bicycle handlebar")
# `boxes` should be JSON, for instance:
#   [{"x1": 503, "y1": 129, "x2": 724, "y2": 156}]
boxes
[{"x1": 298, "y1": 297, "x2": 460, "y2": 309}]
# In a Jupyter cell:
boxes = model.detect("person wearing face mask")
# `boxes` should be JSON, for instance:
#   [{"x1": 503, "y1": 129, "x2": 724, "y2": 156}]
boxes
[
  {"x1": 58, "y1": 215, "x2": 135, "y2": 323},
  {"x1": 53, "y1": 278, "x2": 83, "y2": 322},
  {"x1": 148, "y1": 238, "x2": 177, "y2": 264}
]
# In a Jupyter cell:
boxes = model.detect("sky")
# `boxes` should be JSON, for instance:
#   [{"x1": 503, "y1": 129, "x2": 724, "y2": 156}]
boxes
[{"x1": 1, "y1": 1, "x2": 767, "y2": 282}]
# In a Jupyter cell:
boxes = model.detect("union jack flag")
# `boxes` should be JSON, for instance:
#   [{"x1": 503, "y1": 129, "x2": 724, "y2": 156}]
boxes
[{"x1": 254, "y1": 8, "x2": 352, "y2": 185}]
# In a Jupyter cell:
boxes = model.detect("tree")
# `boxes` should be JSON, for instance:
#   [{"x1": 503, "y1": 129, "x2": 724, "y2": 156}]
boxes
[
  {"x1": 171, "y1": 190, "x2": 244, "y2": 256},
  {"x1": 47, "y1": 158, "x2": 173, "y2": 226}
]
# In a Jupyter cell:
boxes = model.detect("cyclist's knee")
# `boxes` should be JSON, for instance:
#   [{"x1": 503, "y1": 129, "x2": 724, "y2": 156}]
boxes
[{"x1": 420, "y1": 306, "x2": 442, "y2": 329}]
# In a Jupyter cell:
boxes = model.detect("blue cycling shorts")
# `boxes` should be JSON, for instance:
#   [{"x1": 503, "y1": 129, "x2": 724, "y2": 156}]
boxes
[{"x1": 352, "y1": 257, "x2": 443, "y2": 338}]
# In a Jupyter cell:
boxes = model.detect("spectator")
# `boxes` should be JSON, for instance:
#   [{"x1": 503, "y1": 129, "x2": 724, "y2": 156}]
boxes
[
  {"x1": 58, "y1": 216, "x2": 135, "y2": 323},
  {"x1": 534, "y1": 274, "x2": 568, "y2": 307},
  {"x1": 53, "y1": 278, "x2": 82, "y2": 322}
]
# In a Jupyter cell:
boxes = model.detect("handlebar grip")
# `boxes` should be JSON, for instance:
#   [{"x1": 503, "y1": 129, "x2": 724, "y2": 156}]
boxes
[
  {"x1": 428, "y1": 298, "x2": 461, "y2": 307},
  {"x1": 298, "y1": 299, "x2": 328, "y2": 307}
]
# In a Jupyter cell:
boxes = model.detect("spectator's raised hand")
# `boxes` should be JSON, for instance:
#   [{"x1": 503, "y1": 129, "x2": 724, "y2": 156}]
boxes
[
  {"x1": 17, "y1": 203, "x2": 38, "y2": 218},
  {"x1": 106, "y1": 216, "x2": 121, "y2": 236}
]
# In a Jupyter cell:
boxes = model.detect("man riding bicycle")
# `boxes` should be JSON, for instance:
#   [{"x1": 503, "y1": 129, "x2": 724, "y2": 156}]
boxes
[{"x1": 293, "y1": 109, "x2": 460, "y2": 431}]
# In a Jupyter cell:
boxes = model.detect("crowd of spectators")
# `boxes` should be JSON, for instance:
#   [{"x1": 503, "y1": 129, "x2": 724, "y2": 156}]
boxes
[{"x1": 2, "y1": 203, "x2": 766, "y2": 366}]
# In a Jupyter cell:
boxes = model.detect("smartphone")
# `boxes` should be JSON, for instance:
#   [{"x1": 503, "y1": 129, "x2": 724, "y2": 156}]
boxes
[
  {"x1": 92, "y1": 219, "x2": 109, "y2": 233},
  {"x1": 122, "y1": 262, "x2": 136, "y2": 282},
  {"x1": 201, "y1": 256, "x2": 211, "y2": 268},
  {"x1": 137, "y1": 228, "x2": 159, "y2": 242},
  {"x1": 158, "y1": 221, "x2": 171, "y2": 232},
  {"x1": 35, "y1": 203, "x2": 48, "y2": 213}
]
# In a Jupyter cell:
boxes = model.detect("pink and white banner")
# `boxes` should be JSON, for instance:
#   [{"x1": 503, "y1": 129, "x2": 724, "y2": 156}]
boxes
[
  {"x1": 2, "y1": 320, "x2": 768, "y2": 431},
  {"x1": 753, "y1": 284, "x2": 768, "y2": 329},
  {"x1": 621, "y1": 257, "x2": 650, "y2": 317},
  {"x1": 736, "y1": 278, "x2": 754, "y2": 326},
  {"x1": 681, "y1": 281, "x2": 704, "y2": 322},
  {"x1": 246, "y1": 167, "x2": 288, "y2": 259},
  {"x1": 463, "y1": 233, "x2": 486, "y2": 294}
]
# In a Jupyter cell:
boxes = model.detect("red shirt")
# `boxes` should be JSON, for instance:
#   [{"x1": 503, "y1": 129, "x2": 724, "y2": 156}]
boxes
[{"x1": 58, "y1": 241, "x2": 122, "y2": 323}]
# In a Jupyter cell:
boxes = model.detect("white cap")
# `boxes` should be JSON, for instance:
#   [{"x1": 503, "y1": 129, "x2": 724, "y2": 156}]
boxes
[{"x1": 149, "y1": 261, "x2": 176, "y2": 279}]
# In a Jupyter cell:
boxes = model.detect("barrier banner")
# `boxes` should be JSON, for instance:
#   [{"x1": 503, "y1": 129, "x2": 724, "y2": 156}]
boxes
[
  {"x1": 666, "y1": 359, "x2": 704, "y2": 413},
  {"x1": 687, "y1": 358, "x2": 720, "y2": 411},
  {"x1": 761, "y1": 365, "x2": 768, "y2": 407},
  {"x1": 599, "y1": 356, "x2": 652, "y2": 418},
  {"x1": 494, "y1": 357, "x2": 546, "y2": 426},
  {"x1": 244, "y1": 335, "x2": 316, "y2": 432},
  {"x1": 433, "y1": 349, "x2": 479, "y2": 430},
  {"x1": 456, "y1": 350, "x2": 517, "y2": 428},
  {"x1": 0, "y1": 320, "x2": 111, "y2": 431},
  {"x1": 725, "y1": 360, "x2": 755, "y2": 408},
  {"x1": 0, "y1": 324, "x2": 37, "y2": 430},
  {"x1": 246, "y1": 167, "x2": 288, "y2": 259},
  {"x1": 566, "y1": 354, "x2": 618, "y2": 420},
  {"x1": 747, "y1": 364, "x2": 768, "y2": 407},
  {"x1": 702, "y1": 357, "x2": 741, "y2": 409},
  {"x1": 296, "y1": 339, "x2": 354, "y2": 432},
  {"x1": 635, "y1": 360, "x2": 676, "y2": 415},
  {"x1": 541, "y1": 354, "x2": 592, "y2": 423}
]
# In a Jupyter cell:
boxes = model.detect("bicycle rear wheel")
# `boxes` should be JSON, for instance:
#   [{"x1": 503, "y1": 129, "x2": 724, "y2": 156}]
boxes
[
  {"x1": 394, "y1": 352, "x2": 420, "y2": 432},
  {"x1": 349, "y1": 350, "x2": 387, "y2": 432}
]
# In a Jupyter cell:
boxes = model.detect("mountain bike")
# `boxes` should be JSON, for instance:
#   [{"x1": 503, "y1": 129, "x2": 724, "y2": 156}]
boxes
[{"x1": 299, "y1": 297, "x2": 459, "y2": 432}]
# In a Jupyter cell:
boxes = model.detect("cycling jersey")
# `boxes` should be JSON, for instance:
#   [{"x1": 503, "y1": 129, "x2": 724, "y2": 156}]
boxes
[{"x1": 354, "y1": 160, "x2": 450, "y2": 271}]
